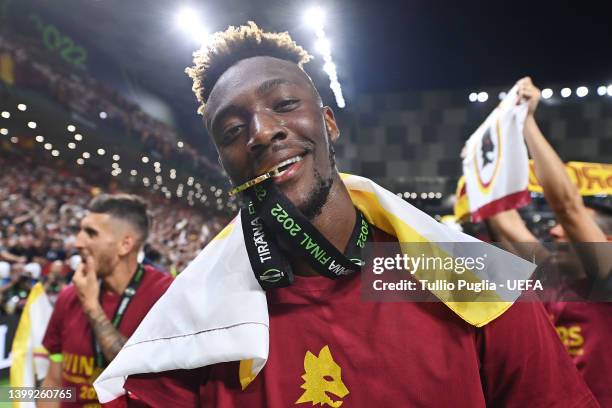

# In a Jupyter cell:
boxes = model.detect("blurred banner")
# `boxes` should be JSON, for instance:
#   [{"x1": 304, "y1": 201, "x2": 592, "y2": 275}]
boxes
[{"x1": 455, "y1": 160, "x2": 612, "y2": 223}]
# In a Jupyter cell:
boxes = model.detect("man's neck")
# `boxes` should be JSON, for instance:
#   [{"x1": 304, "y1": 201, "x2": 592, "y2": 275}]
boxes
[
  {"x1": 293, "y1": 173, "x2": 356, "y2": 277},
  {"x1": 102, "y1": 257, "x2": 139, "y2": 295}
]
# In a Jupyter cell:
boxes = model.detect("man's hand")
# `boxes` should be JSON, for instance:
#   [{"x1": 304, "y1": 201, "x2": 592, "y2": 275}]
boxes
[
  {"x1": 516, "y1": 76, "x2": 541, "y2": 116},
  {"x1": 72, "y1": 255, "x2": 100, "y2": 314}
]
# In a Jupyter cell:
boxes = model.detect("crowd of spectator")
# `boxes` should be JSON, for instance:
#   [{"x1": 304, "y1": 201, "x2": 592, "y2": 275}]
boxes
[
  {"x1": 0, "y1": 154, "x2": 228, "y2": 315},
  {"x1": 0, "y1": 31, "x2": 219, "y2": 176}
]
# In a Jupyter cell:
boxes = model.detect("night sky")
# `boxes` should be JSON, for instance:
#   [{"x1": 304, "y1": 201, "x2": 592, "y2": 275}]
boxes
[
  {"x1": 9, "y1": 0, "x2": 612, "y2": 150},
  {"x1": 341, "y1": 0, "x2": 612, "y2": 93}
]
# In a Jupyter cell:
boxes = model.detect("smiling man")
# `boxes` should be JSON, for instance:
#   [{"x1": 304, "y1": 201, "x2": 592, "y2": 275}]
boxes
[{"x1": 95, "y1": 23, "x2": 597, "y2": 407}]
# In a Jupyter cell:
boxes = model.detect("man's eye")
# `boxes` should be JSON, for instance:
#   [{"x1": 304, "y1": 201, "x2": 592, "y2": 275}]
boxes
[
  {"x1": 222, "y1": 125, "x2": 244, "y2": 143},
  {"x1": 274, "y1": 99, "x2": 299, "y2": 112}
]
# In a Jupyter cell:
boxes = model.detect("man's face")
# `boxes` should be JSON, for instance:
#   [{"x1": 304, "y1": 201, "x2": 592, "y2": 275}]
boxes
[
  {"x1": 205, "y1": 56, "x2": 340, "y2": 218},
  {"x1": 74, "y1": 213, "x2": 123, "y2": 277}
]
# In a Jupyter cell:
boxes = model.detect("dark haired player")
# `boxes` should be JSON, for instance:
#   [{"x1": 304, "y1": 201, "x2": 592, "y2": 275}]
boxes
[{"x1": 41, "y1": 194, "x2": 173, "y2": 407}]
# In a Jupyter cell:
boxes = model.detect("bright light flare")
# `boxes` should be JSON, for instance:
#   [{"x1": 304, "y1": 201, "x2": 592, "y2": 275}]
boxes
[
  {"x1": 576, "y1": 86, "x2": 588, "y2": 98},
  {"x1": 314, "y1": 38, "x2": 331, "y2": 56},
  {"x1": 541, "y1": 88, "x2": 553, "y2": 99},
  {"x1": 175, "y1": 7, "x2": 208, "y2": 45},
  {"x1": 304, "y1": 6, "x2": 325, "y2": 30}
]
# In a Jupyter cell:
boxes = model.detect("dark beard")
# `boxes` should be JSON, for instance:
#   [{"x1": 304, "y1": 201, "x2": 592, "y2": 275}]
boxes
[{"x1": 298, "y1": 144, "x2": 336, "y2": 221}]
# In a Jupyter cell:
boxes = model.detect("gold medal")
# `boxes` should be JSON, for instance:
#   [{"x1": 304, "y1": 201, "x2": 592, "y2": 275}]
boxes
[{"x1": 228, "y1": 172, "x2": 272, "y2": 196}]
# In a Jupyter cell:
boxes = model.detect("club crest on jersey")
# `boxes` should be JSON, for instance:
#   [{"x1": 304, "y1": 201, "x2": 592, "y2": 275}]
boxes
[{"x1": 296, "y1": 345, "x2": 349, "y2": 407}]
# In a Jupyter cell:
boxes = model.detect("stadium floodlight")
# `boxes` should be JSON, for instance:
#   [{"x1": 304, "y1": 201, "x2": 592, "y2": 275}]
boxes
[
  {"x1": 67, "y1": 124, "x2": 76, "y2": 132},
  {"x1": 10, "y1": 137, "x2": 18, "y2": 144},
  {"x1": 541, "y1": 88, "x2": 553, "y2": 99},
  {"x1": 314, "y1": 38, "x2": 331, "y2": 56},
  {"x1": 44, "y1": 143, "x2": 52, "y2": 150},
  {"x1": 97, "y1": 148, "x2": 105, "y2": 156},
  {"x1": 304, "y1": 6, "x2": 325, "y2": 30},
  {"x1": 560, "y1": 87, "x2": 571, "y2": 98},
  {"x1": 468, "y1": 92, "x2": 478, "y2": 102},
  {"x1": 35, "y1": 135, "x2": 44, "y2": 142},
  {"x1": 82, "y1": 152, "x2": 91, "y2": 159},
  {"x1": 141, "y1": 156, "x2": 149, "y2": 163},
  {"x1": 175, "y1": 7, "x2": 208, "y2": 45},
  {"x1": 1, "y1": 111, "x2": 10, "y2": 119},
  {"x1": 323, "y1": 62, "x2": 336, "y2": 77},
  {"x1": 607, "y1": 85, "x2": 612, "y2": 96},
  {"x1": 576, "y1": 86, "x2": 588, "y2": 98},
  {"x1": 74, "y1": 134, "x2": 83, "y2": 141},
  {"x1": 113, "y1": 154, "x2": 120, "y2": 161},
  {"x1": 435, "y1": 192, "x2": 442, "y2": 199},
  {"x1": 76, "y1": 158, "x2": 84, "y2": 165},
  {"x1": 597, "y1": 86, "x2": 606, "y2": 96},
  {"x1": 0, "y1": 128, "x2": 7, "y2": 135},
  {"x1": 68, "y1": 142, "x2": 76, "y2": 149},
  {"x1": 420, "y1": 192, "x2": 427, "y2": 199},
  {"x1": 99, "y1": 111, "x2": 108, "y2": 119},
  {"x1": 477, "y1": 92, "x2": 488, "y2": 102},
  {"x1": 17, "y1": 104, "x2": 26, "y2": 111},
  {"x1": 112, "y1": 163, "x2": 120, "y2": 169},
  {"x1": 177, "y1": 141, "x2": 184, "y2": 148},
  {"x1": 51, "y1": 150, "x2": 59, "y2": 157},
  {"x1": 27, "y1": 121, "x2": 37, "y2": 129},
  {"x1": 130, "y1": 169, "x2": 137, "y2": 176}
]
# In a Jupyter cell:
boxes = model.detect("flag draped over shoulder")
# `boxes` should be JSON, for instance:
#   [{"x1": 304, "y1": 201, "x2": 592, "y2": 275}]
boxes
[
  {"x1": 10, "y1": 282, "x2": 53, "y2": 407},
  {"x1": 462, "y1": 85, "x2": 530, "y2": 222},
  {"x1": 94, "y1": 174, "x2": 535, "y2": 404}
]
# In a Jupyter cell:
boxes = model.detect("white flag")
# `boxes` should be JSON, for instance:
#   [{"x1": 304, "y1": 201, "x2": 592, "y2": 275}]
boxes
[{"x1": 463, "y1": 85, "x2": 530, "y2": 222}]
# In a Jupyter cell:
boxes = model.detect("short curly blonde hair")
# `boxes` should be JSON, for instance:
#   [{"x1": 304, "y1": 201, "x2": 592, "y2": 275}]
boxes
[{"x1": 185, "y1": 21, "x2": 312, "y2": 115}]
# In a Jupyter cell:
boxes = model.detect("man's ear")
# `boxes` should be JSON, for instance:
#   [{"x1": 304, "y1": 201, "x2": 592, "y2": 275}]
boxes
[
  {"x1": 118, "y1": 234, "x2": 135, "y2": 257},
  {"x1": 322, "y1": 106, "x2": 340, "y2": 143}
]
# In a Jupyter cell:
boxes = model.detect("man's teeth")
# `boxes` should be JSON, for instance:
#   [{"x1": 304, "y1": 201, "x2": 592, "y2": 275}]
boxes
[{"x1": 269, "y1": 156, "x2": 302, "y2": 177}]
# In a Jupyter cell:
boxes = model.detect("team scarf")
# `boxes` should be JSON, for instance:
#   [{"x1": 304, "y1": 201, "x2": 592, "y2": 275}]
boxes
[{"x1": 94, "y1": 174, "x2": 535, "y2": 403}]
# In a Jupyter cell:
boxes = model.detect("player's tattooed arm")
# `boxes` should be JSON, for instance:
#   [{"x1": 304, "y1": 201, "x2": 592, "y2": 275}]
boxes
[{"x1": 86, "y1": 305, "x2": 128, "y2": 362}]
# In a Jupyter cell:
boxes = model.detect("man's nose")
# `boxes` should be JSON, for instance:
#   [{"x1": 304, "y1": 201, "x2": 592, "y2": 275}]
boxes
[
  {"x1": 247, "y1": 112, "x2": 287, "y2": 154},
  {"x1": 74, "y1": 231, "x2": 86, "y2": 250}
]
